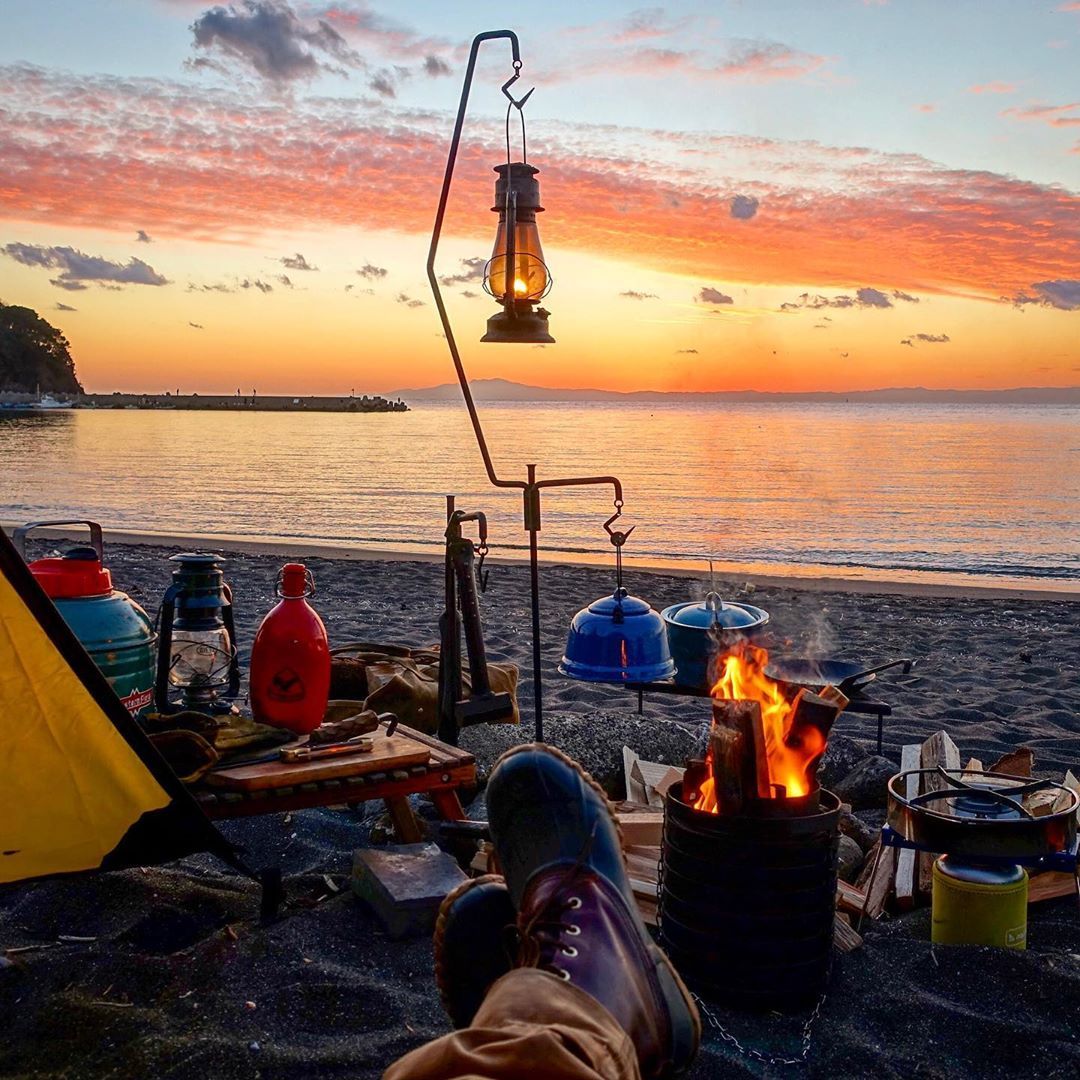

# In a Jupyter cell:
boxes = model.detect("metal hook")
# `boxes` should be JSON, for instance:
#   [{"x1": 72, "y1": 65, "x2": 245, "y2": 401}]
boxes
[{"x1": 501, "y1": 69, "x2": 535, "y2": 111}]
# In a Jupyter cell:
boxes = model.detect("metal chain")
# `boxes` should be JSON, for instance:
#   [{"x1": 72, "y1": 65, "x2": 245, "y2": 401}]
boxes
[
  {"x1": 654, "y1": 843, "x2": 825, "y2": 1069},
  {"x1": 693, "y1": 990, "x2": 825, "y2": 1068}
]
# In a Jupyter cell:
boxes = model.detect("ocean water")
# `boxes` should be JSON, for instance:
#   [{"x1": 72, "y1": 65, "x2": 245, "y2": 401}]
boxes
[{"x1": 1, "y1": 402, "x2": 1077, "y2": 589}]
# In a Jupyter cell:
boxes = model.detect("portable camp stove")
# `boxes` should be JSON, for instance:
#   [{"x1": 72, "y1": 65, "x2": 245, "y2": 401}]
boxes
[
  {"x1": 884, "y1": 768, "x2": 1079, "y2": 867},
  {"x1": 874, "y1": 767, "x2": 1080, "y2": 941}
]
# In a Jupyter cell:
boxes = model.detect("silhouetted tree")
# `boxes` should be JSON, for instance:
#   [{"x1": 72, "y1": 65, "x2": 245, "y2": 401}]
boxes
[{"x1": 0, "y1": 301, "x2": 83, "y2": 393}]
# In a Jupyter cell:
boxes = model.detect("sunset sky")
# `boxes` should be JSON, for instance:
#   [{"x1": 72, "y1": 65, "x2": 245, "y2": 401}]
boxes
[{"x1": 1, "y1": 1, "x2": 1078, "y2": 395}]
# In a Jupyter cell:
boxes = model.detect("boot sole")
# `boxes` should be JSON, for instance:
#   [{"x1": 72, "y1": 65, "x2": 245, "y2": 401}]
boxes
[
  {"x1": 433, "y1": 873, "x2": 507, "y2": 1025},
  {"x1": 493, "y1": 742, "x2": 701, "y2": 1077}
]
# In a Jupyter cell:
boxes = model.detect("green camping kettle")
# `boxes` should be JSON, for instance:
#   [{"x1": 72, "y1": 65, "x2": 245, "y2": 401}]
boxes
[{"x1": 14, "y1": 520, "x2": 157, "y2": 719}]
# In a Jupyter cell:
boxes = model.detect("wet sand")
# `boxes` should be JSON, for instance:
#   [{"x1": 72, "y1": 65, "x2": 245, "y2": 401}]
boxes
[{"x1": 2, "y1": 541, "x2": 1078, "y2": 1078}]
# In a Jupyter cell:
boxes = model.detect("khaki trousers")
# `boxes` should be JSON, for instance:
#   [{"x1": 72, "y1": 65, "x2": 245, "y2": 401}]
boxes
[{"x1": 384, "y1": 969, "x2": 642, "y2": 1080}]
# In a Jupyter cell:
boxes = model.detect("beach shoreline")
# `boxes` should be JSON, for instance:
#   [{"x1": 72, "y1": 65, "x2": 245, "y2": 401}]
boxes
[{"x1": 5, "y1": 521, "x2": 1077, "y2": 602}]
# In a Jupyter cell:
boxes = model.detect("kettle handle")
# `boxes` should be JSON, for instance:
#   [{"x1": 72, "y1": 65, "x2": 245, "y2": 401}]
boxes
[{"x1": 12, "y1": 520, "x2": 104, "y2": 562}]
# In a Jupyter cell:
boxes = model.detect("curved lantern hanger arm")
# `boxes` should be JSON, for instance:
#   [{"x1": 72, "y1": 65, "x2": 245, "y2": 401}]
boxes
[{"x1": 427, "y1": 30, "x2": 526, "y2": 494}]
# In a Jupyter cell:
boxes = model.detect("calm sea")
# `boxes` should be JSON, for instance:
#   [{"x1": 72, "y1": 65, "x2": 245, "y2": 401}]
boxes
[{"x1": 1, "y1": 402, "x2": 1077, "y2": 589}]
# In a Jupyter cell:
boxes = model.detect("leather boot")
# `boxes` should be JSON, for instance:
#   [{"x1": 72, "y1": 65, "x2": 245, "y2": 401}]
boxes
[
  {"x1": 433, "y1": 874, "x2": 516, "y2": 1028},
  {"x1": 487, "y1": 743, "x2": 700, "y2": 1079}
]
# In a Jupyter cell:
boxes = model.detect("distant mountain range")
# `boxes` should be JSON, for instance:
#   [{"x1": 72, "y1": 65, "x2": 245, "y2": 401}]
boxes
[{"x1": 389, "y1": 377, "x2": 1080, "y2": 405}]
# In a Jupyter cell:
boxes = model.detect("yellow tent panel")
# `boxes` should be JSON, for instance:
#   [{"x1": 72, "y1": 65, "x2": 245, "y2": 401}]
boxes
[{"x1": 0, "y1": 526, "x2": 238, "y2": 885}]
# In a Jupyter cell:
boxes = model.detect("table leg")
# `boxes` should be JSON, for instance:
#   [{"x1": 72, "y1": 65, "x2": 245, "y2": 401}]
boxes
[
  {"x1": 430, "y1": 788, "x2": 467, "y2": 822},
  {"x1": 384, "y1": 795, "x2": 423, "y2": 843}
]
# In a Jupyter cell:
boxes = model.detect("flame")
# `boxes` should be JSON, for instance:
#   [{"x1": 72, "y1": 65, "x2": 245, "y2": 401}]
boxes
[
  {"x1": 513, "y1": 278, "x2": 528, "y2": 295},
  {"x1": 693, "y1": 643, "x2": 825, "y2": 811}
]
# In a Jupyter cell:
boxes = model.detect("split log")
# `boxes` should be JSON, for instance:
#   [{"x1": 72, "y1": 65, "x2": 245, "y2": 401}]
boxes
[
  {"x1": 709, "y1": 700, "x2": 772, "y2": 809},
  {"x1": 1024, "y1": 788, "x2": 1062, "y2": 818},
  {"x1": 963, "y1": 757, "x2": 984, "y2": 773},
  {"x1": 785, "y1": 688, "x2": 848, "y2": 791},
  {"x1": 918, "y1": 730, "x2": 961, "y2": 895},
  {"x1": 836, "y1": 879, "x2": 868, "y2": 918},
  {"x1": 1027, "y1": 871, "x2": 1079, "y2": 904},
  {"x1": 706, "y1": 723, "x2": 747, "y2": 815},
  {"x1": 833, "y1": 913, "x2": 863, "y2": 953},
  {"x1": 1052, "y1": 770, "x2": 1080, "y2": 817},
  {"x1": 623, "y1": 845, "x2": 661, "y2": 884},
  {"x1": 988, "y1": 746, "x2": 1034, "y2": 777},
  {"x1": 615, "y1": 813, "x2": 664, "y2": 848},
  {"x1": 894, "y1": 743, "x2": 922, "y2": 910},
  {"x1": 855, "y1": 839, "x2": 897, "y2": 920}
]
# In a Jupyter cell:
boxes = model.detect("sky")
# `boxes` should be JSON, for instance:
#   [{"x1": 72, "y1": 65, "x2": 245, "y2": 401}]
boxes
[{"x1": 1, "y1": 0, "x2": 1078, "y2": 395}]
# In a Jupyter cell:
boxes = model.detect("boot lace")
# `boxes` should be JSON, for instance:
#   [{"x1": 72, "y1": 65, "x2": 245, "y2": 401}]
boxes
[{"x1": 517, "y1": 830, "x2": 595, "y2": 982}]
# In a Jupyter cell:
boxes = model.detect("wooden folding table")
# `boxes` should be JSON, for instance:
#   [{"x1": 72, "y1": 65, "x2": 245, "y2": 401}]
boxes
[{"x1": 191, "y1": 721, "x2": 475, "y2": 843}]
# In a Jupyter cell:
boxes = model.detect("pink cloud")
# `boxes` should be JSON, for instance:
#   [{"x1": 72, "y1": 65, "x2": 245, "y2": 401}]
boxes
[
  {"x1": 914, "y1": 103, "x2": 936, "y2": 113},
  {"x1": 1056, "y1": 2, "x2": 1080, "y2": 11},
  {"x1": 968, "y1": 81, "x2": 1017, "y2": 94},
  {"x1": 1002, "y1": 101, "x2": 1080, "y2": 127},
  {"x1": 1, "y1": 65, "x2": 1077, "y2": 301}
]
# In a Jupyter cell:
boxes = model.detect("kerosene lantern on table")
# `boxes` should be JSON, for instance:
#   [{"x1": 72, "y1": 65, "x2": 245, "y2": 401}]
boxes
[{"x1": 154, "y1": 553, "x2": 240, "y2": 713}]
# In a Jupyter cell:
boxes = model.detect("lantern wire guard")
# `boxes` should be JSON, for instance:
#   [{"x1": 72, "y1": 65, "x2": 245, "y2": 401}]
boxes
[{"x1": 427, "y1": 30, "x2": 629, "y2": 741}]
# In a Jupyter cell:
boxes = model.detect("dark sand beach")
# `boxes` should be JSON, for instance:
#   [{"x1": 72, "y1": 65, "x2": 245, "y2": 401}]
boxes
[{"x1": 2, "y1": 541, "x2": 1078, "y2": 1078}]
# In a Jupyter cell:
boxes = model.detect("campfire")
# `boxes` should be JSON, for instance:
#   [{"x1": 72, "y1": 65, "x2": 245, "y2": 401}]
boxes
[{"x1": 687, "y1": 643, "x2": 848, "y2": 815}]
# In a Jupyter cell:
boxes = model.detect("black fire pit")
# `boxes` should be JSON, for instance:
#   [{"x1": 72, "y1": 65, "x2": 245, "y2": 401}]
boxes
[{"x1": 659, "y1": 780, "x2": 840, "y2": 1010}]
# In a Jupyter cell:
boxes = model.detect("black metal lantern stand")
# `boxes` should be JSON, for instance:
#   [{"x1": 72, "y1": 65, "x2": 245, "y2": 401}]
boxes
[{"x1": 427, "y1": 30, "x2": 629, "y2": 742}]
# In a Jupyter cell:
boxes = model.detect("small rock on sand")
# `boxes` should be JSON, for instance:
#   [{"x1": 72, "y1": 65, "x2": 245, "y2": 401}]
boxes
[{"x1": 834, "y1": 755, "x2": 898, "y2": 810}]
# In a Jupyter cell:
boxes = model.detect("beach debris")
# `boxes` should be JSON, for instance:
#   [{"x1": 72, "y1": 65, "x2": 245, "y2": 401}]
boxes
[
  {"x1": 249, "y1": 1041, "x2": 261, "y2": 1053},
  {"x1": 353, "y1": 842, "x2": 467, "y2": 939},
  {"x1": 244, "y1": 1000, "x2": 257, "y2": 1010},
  {"x1": 56, "y1": 934, "x2": 98, "y2": 943}
]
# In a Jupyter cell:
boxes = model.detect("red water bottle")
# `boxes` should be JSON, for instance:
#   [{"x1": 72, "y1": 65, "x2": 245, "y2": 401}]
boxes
[{"x1": 249, "y1": 563, "x2": 331, "y2": 734}]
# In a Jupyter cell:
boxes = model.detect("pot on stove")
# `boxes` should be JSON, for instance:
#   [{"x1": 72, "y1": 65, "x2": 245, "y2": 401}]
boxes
[{"x1": 662, "y1": 592, "x2": 769, "y2": 689}]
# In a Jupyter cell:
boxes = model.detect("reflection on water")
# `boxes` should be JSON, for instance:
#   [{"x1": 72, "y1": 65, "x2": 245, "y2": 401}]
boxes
[{"x1": 0, "y1": 403, "x2": 1077, "y2": 586}]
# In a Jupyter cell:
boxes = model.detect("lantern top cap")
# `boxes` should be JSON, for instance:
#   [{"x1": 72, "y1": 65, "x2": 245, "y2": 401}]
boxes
[
  {"x1": 492, "y1": 161, "x2": 539, "y2": 176},
  {"x1": 169, "y1": 552, "x2": 227, "y2": 566}
]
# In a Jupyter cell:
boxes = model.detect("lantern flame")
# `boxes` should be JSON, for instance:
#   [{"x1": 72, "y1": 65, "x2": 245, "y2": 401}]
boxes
[{"x1": 693, "y1": 643, "x2": 826, "y2": 812}]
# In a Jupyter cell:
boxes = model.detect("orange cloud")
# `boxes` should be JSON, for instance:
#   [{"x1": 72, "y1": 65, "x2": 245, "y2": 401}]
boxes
[
  {"x1": 968, "y1": 81, "x2": 1017, "y2": 94},
  {"x1": 1, "y1": 65, "x2": 1078, "y2": 302},
  {"x1": 1001, "y1": 101, "x2": 1080, "y2": 127}
]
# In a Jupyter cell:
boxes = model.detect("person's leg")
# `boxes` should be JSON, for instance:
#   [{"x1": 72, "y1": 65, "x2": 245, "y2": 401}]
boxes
[
  {"x1": 387, "y1": 744, "x2": 699, "y2": 1079},
  {"x1": 385, "y1": 968, "x2": 640, "y2": 1080}
]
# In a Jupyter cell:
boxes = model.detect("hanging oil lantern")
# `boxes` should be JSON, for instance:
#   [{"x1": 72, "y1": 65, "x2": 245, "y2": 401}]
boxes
[{"x1": 481, "y1": 161, "x2": 554, "y2": 344}]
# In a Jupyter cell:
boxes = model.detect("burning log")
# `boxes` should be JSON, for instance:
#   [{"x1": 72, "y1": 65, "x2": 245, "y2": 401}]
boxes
[
  {"x1": 692, "y1": 644, "x2": 848, "y2": 814},
  {"x1": 710, "y1": 699, "x2": 771, "y2": 810},
  {"x1": 784, "y1": 687, "x2": 848, "y2": 793}
]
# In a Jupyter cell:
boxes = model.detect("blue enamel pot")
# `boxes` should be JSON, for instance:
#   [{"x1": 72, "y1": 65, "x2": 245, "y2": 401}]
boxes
[{"x1": 661, "y1": 592, "x2": 770, "y2": 690}]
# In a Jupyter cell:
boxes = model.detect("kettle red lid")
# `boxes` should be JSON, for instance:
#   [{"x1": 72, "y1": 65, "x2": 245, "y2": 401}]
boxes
[{"x1": 29, "y1": 546, "x2": 112, "y2": 599}]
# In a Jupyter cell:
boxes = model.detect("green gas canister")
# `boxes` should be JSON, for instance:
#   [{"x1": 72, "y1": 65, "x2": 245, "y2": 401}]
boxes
[{"x1": 15, "y1": 520, "x2": 157, "y2": 719}]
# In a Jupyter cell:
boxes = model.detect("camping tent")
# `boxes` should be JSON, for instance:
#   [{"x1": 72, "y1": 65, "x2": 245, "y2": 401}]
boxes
[{"x1": 0, "y1": 525, "x2": 240, "y2": 885}]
